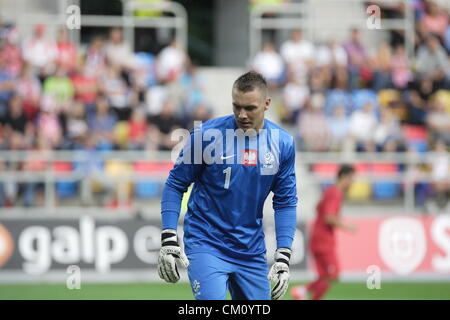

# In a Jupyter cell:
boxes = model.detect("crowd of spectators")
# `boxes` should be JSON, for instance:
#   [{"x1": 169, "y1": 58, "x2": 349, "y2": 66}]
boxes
[
  {"x1": 0, "y1": 23, "x2": 211, "y2": 207},
  {"x1": 251, "y1": 0, "x2": 450, "y2": 210},
  {"x1": 0, "y1": 0, "x2": 448, "y2": 209},
  {"x1": 252, "y1": 0, "x2": 450, "y2": 153}
]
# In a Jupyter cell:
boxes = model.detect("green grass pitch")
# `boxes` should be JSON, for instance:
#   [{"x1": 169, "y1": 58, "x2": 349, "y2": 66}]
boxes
[{"x1": 0, "y1": 282, "x2": 449, "y2": 300}]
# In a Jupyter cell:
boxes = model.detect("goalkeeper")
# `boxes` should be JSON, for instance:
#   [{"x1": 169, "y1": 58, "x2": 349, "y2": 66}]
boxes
[{"x1": 158, "y1": 71, "x2": 298, "y2": 300}]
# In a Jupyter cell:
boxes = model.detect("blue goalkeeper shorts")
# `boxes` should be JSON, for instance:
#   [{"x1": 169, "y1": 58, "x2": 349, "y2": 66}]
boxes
[{"x1": 187, "y1": 252, "x2": 270, "y2": 300}]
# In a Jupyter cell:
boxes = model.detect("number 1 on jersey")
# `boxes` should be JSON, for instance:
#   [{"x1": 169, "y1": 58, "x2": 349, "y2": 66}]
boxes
[{"x1": 223, "y1": 167, "x2": 231, "y2": 189}]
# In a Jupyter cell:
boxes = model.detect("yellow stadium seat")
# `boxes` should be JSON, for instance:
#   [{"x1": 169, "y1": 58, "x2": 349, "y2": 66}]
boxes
[
  {"x1": 114, "y1": 121, "x2": 130, "y2": 149},
  {"x1": 378, "y1": 89, "x2": 401, "y2": 108},
  {"x1": 434, "y1": 90, "x2": 450, "y2": 115},
  {"x1": 105, "y1": 160, "x2": 133, "y2": 195},
  {"x1": 347, "y1": 179, "x2": 372, "y2": 201}
]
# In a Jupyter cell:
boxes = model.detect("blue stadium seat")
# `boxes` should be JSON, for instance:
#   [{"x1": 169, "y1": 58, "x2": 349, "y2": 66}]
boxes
[
  {"x1": 351, "y1": 89, "x2": 379, "y2": 111},
  {"x1": 56, "y1": 181, "x2": 78, "y2": 198},
  {"x1": 135, "y1": 182, "x2": 161, "y2": 199},
  {"x1": 325, "y1": 89, "x2": 352, "y2": 115},
  {"x1": 53, "y1": 162, "x2": 78, "y2": 198},
  {"x1": 373, "y1": 182, "x2": 400, "y2": 200},
  {"x1": 408, "y1": 140, "x2": 428, "y2": 153},
  {"x1": 133, "y1": 162, "x2": 172, "y2": 199}
]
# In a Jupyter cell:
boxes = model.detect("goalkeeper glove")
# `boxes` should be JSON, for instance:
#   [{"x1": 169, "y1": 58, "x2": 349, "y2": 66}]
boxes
[
  {"x1": 268, "y1": 247, "x2": 292, "y2": 300},
  {"x1": 157, "y1": 229, "x2": 189, "y2": 283}
]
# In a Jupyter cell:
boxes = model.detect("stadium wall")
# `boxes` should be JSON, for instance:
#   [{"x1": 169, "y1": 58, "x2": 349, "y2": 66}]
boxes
[{"x1": 1, "y1": 214, "x2": 449, "y2": 283}]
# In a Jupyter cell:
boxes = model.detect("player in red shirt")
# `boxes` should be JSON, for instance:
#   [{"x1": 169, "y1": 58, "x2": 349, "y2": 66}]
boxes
[{"x1": 291, "y1": 164, "x2": 357, "y2": 300}]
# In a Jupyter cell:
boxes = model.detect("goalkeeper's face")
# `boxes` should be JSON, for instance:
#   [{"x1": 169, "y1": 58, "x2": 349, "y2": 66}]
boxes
[{"x1": 232, "y1": 87, "x2": 270, "y2": 132}]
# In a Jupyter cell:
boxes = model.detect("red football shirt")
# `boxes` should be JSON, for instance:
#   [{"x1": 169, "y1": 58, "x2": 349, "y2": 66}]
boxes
[{"x1": 310, "y1": 185, "x2": 343, "y2": 253}]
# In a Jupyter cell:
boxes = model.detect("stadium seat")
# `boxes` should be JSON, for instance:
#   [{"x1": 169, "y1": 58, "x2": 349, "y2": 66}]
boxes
[
  {"x1": 351, "y1": 89, "x2": 379, "y2": 111},
  {"x1": 434, "y1": 90, "x2": 450, "y2": 115},
  {"x1": 53, "y1": 161, "x2": 77, "y2": 198},
  {"x1": 402, "y1": 125, "x2": 429, "y2": 153},
  {"x1": 408, "y1": 140, "x2": 429, "y2": 153},
  {"x1": 114, "y1": 121, "x2": 130, "y2": 149},
  {"x1": 133, "y1": 161, "x2": 173, "y2": 199},
  {"x1": 325, "y1": 89, "x2": 352, "y2": 115},
  {"x1": 371, "y1": 163, "x2": 400, "y2": 200},
  {"x1": 402, "y1": 125, "x2": 428, "y2": 141},
  {"x1": 347, "y1": 163, "x2": 371, "y2": 200},
  {"x1": 134, "y1": 52, "x2": 157, "y2": 87},
  {"x1": 105, "y1": 160, "x2": 133, "y2": 196},
  {"x1": 312, "y1": 163, "x2": 339, "y2": 189},
  {"x1": 378, "y1": 89, "x2": 401, "y2": 108},
  {"x1": 347, "y1": 179, "x2": 372, "y2": 201},
  {"x1": 312, "y1": 163, "x2": 339, "y2": 177}
]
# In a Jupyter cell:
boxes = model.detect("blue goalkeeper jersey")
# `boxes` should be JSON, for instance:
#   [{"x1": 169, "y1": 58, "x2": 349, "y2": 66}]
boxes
[{"x1": 161, "y1": 115, "x2": 298, "y2": 260}]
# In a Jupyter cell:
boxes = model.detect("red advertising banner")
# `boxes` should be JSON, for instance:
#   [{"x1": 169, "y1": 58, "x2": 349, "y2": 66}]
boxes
[{"x1": 329, "y1": 215, "x2": 450, "y2": 275}]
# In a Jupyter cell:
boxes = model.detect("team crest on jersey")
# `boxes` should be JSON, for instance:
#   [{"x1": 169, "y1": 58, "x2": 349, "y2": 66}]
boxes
[
  {"x1": 192, "y1": 279, "x2": 201, "y2": 297},
  {"x1": 242, "y1": 149, "x2": 257, "y2": 166},
  {"x1": 262, "y1": 151, "x2": 275, "y2": 169}
]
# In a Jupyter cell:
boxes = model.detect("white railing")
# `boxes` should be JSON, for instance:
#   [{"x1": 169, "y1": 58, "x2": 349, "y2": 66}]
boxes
[
  {"x1": 0, "y1": 150, "x2": 446, "y2": 214},
  {"x1": 249, "y1": 0, "x2": 415, "y2": 60},
  {"x1": 6, "y1": 0, "x2": 188, "y2": 51}
]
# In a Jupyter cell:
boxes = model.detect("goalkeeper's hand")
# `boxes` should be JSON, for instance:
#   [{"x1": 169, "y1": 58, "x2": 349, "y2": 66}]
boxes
[
  {"x1": 157, "y1": 229, "x2": 189, "y2": 283},
  {"x1": 267, "y1": 247, "x2": 292, "y2": 300}
]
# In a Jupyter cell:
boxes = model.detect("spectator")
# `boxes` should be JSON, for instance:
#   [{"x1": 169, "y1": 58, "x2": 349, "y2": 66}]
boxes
[
  {"x1": 426, "y1": 99, "x2": 450, "y2": 145},
  {"x1": 55, "y1": 27, "x2": 78, "y2": 72},
  {"x1": 128, "y1": 107, "x2": 148, "y2": 150},
  {"x1": 282, "y1": 70, "x2": 310, "y2": 123},
  {"x1": 0, "y1": 25, "x2": 22, "y2": 77},
  {"x1": 105, "y1": 27, "x2": 136, "y2": 70},
  {"x1": 84, "y1": 36, "x2": 107, "y2": 78},
  {"x1": 71, "y1": 59, "x2": 98, "y2": 114},
  {"x1": 252, "y1": 43, "x2": 286, "y2": 87},
  {"x1": 429, "y1": 139, "x2": 450, "y2": 210},
  {"x1": 64, "y1": 100, "x2": 88, "y2": 149},
  {"x1": 343, "y1": 28, "x2": 369, "y2": 90},
  {"x1": 99, "y1": 63, "x2": 133, "y2": 121},
  {"x1": 444, "y1": 24, "x2": 450, "y2": 53},
  {"x1": 415, "y1": 34, "x2": 450, "y2": 90},
  {"x1": 405, "y1": 90, "x2": 429, "y2": 126},
  {"x1": 4, "y1": 94, "x2": 27, "y2": 134},
  {"x1": 22, "y1": 24, "x2": 58, "y2": 77},
  {"x1": 373, "y1": 108, "x2": 403, "y2": 149},
  {"x1": 371, "y1": 42, "x2": 393, "y2": 91},
  {"x1": 349, "y1": 102, "x2": 378, "y2": 151},
  {"x1": 0, "y1": 55, "x2": 16, "y2": 123},
  {"x1": 148, "y1": 98, "x2": 182, "y2": 150},
  {"x1": 156, "y1": 40, "x2": 187, "y2": 83},
  {"x1": 22, "y1": 134, "x2": 49, "y2": 207},
  {"x1": 309, "y1": 66, "x2": 331, "y2": 94},
  {"x1": 315, "y1": 39, "x2": 348, "y2": 69},
  {"x1": 327, "y1": 104, "x2": 350, "y2": 151},
  {"x1": 43, "y1": 65, "x2": 75, "y2": 108},
  {"x1": 88, "y1": 96, "x2": 117, "y2": 150},
  {"x1": 297, "y1": 93, "x2": 330, "y2": 151},
  {"x1": 420, "y1": 0, "x2": 449, "y2": 40},
  {"x1": 15, "y1": 63, "x2": 42, "y2": 121},
  {"x1": 36, "y1": 97, "x2": 63, "y2": 149},
  {"x1": 280, "y1": 29, "x2": 315, "y2": 84},
  {"x1": 390, "y1": 44, "x2": 412, "y2": 89}
]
